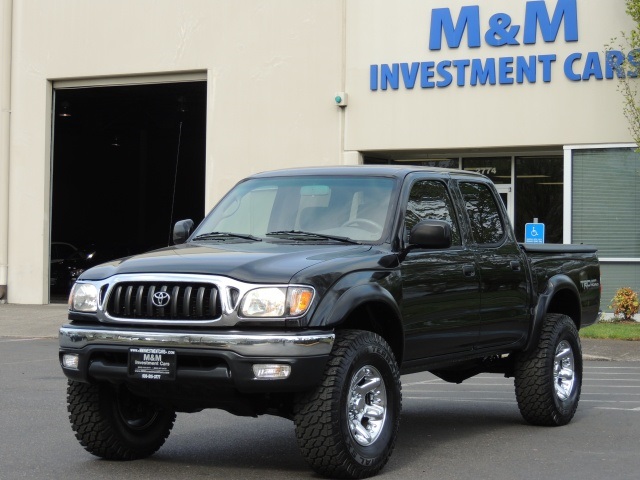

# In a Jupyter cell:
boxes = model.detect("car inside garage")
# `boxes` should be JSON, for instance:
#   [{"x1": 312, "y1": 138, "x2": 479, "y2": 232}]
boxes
[{"x1": 49, "y1": 81, "x2": 207, "y2": 301}]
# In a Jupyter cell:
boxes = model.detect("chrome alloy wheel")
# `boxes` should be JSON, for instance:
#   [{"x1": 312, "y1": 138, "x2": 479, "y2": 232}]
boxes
[
  {"x1": 553, "y1": 340, "x2": 576, "y2": 401},
  {"x1": 347, "y1": 365, "x2": 388, "y2": 446}
]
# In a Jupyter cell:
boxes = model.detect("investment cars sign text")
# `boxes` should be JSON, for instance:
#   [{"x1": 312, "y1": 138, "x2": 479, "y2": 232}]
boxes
[{"x1": 370, "y1": 0, "x2": 639, "y2": 90}]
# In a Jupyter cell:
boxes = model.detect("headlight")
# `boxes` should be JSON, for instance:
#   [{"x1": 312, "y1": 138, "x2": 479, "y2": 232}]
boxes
[
  {"x1": 68, "y1": 267, "x2": 85, "y2": 280},
  {"x1": 240, "y1": 286, "x2": 314, "y2": 318},
  {"x1": 69, "y1": 283, "x2": 99, "y2": 312}
]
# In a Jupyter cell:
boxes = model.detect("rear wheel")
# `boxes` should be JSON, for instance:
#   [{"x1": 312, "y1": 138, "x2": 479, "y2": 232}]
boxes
[
  {"x1": 294, "y1": 330, "x2": 401, "y2": 479},
  {"x1": 67, "y1": 380, "x2": 176, "y2": 459},
  {"x1": 514, "y1": 314, "x2": 582, "y2": 426}
]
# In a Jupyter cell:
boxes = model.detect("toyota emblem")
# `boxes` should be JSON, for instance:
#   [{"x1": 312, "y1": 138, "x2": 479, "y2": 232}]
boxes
[{"x1": 152, "y1": 291, "x2": 171, "y2": 307}]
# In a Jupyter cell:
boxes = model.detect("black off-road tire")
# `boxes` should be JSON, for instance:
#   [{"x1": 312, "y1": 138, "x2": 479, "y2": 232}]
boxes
[
  {"x1": 294, "y1": 330, "x2": 401, "y2": 479},
  {"x1": 67, "y1": 380, "x2": 176, "y2": 460},
  {"x1": 514, "y1": 314, "x2": 582, "y2": 426}
]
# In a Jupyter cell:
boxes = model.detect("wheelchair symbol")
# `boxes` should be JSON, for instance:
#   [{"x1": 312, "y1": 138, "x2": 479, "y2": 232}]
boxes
[{"x1": 525, "y1": 223, "x2": 545, "y2": 244}]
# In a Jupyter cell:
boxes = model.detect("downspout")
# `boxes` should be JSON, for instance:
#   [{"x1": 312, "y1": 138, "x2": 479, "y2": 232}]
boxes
[
  {"x1": 0, "y1": 0, "x2": 12, "y2": 301},
  {"x1": 339, "y1": 0, "x2": 346, "y2": 162},
  {"x1": 339, "y1": 0, "x2": 361, "y2": 166}
]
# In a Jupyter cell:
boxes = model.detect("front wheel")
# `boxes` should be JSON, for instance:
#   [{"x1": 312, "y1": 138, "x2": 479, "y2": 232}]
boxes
[
  {"x1": 294, "y1": 330, "x2": 401, "y2": 479},
  {"x1": 67, "y1": 380, "x2": 176, "y2": 460},
  {"x1": 514, "y1": 314, "x2": 582, "y2": 426}
]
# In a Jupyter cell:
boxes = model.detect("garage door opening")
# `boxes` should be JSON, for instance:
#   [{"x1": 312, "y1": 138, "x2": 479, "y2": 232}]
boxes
[{"x1": 50, "y1": 81, "x2": 207, "y2": 301}]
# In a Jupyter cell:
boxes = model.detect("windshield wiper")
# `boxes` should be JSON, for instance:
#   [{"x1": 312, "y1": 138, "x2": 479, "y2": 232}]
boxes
[
  {"x1": 266, "y1": 230, "x2": 360, "y2": 244},
  {"x1": 192, "y1": 232, "x2": 262, "y2": 242}
]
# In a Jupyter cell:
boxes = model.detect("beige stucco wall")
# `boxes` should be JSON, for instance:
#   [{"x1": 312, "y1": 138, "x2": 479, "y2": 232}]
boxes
[
  {"x1": 5, "y1": 0, "x2": 637, "y2": 303},
  {"x1": 344, "y1": 0, "x2": 636, "y2": 151},
  {"x1": 7, "y1": 0, "x2": 345, "y2": 303}
]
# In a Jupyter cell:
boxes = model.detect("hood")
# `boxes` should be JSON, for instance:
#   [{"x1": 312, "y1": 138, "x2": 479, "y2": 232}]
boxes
[{"x1": 79, "y1": 241, "x2": 374, "y2": 284}]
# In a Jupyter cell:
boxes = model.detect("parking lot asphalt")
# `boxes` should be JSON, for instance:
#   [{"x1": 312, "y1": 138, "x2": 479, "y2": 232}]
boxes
[{"x1": 0, "y1": 302, "x2": 638, "y2": 361}]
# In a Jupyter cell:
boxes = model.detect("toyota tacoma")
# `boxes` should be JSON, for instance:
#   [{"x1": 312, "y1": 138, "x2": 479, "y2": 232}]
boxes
[{"x1": 59, "y1": 166, "x2": 600, "y2": 478}]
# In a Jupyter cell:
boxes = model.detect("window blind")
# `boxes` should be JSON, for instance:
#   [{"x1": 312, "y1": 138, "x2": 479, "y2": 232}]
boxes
[{"x1": 572, "y1": 148, "x2": 640, "y2": 258}]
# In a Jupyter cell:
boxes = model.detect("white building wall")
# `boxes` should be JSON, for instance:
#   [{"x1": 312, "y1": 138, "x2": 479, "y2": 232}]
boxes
[
  {"x1": 0, "y1": 0, "x2": 12, "y2": 302},
  {"x1": 7, "y1": 0, "x2": 345, "y2": 303},
  {"x1": 4, "y1": 0, "x2": 637, "y2": 303}
]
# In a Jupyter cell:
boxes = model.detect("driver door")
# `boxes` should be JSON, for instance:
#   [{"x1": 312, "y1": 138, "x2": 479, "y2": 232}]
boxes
[{"x1": 400, "y1": 179, "x2": 481, "y2": 359}]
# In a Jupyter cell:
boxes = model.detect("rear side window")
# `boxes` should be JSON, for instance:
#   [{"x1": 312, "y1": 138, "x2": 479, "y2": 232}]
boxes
[
  {"x1": 459, "y1": 182, "x2": 505, "y2": 244},
  {"x1": 405, "y1": 180, "x2": 461, "y2": 246}
]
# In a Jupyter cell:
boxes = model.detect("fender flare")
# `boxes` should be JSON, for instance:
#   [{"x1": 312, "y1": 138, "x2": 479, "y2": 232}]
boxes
[
  {"x1": 313, "y1": 282, "x2": 405, "y2": 363},
  {"x1": 523, "y1": 274, "x2": 581, "y2": 353},
  {"x1": 311, "y1": 283, "x2": 402, "y2": 329}
]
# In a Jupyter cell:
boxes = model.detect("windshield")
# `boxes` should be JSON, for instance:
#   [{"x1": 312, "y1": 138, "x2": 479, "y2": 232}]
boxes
[{"x1": 193, "y1": 175, "x2": 396, "y2": 243}]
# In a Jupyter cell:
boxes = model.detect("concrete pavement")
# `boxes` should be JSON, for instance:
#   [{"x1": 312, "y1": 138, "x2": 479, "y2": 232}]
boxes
[
  {"x1": 1, "y1": 303, "x2": 638, "y2": 361},
  {"x1": 0, "y1": 303, "x2": 68, "y2": 338}
]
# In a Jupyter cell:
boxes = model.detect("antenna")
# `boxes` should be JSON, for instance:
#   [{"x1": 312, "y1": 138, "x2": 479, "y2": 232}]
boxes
[{"x1": 168, "y1": 121, "x2": 183, "y2": 246}]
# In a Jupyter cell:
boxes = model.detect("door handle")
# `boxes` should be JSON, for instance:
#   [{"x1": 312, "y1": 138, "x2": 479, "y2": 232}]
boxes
[
  {"x1": 510, "y1": 261, "x2": 521, "y2": 271},
  {"x1": 462, "y1": 265, "x2": 476, "y2": 277}
]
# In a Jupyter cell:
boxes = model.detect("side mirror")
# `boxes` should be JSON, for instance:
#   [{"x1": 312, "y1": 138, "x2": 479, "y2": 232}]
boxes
[
  {"x1": 408, "y1": 220, "x2": 452, "y2": 250},
  {"x1": 173, "y1": 219, "x2": 194, "y2": 245}
]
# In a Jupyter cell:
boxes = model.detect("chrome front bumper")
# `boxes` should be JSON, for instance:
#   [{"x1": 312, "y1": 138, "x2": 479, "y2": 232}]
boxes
[{"x1": 59, "y1": 325, "x2": 335, "y2": 357}]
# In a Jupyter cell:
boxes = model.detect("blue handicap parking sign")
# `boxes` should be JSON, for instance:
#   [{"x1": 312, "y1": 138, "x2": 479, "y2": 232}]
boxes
[{"x1": 525, "y1": 223, "x2": 545, "y2": 244}]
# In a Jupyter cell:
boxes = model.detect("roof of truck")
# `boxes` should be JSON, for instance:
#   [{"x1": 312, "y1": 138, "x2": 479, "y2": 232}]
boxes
[{"x1": 249, "y1": 165, "x2": 486, "y2": 180}]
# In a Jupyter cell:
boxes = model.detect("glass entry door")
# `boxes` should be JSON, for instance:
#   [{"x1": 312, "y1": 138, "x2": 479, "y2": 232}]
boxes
[{"x1": 495, "y1": 184, "x2": 514, "y2": 223}]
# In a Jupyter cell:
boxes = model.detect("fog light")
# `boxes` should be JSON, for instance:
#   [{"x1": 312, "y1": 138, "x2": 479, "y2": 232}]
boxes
[
  {"x1": 252, "y1": 364, "x2": 291, "y2": 379},
  {"x1": 62, "y1": 354, "x2": 80, "y2": 370}
]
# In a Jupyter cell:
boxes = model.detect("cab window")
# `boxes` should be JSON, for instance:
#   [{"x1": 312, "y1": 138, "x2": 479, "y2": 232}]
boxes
[
  {"x1": 405, "y1": 180, "x2": 461, "y2": 246},
  {"x1": 459, "y1": 182, "x2": 505, "y2": 244}
]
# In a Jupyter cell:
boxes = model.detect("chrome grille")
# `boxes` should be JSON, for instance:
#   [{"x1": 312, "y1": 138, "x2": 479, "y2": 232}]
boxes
[{"x1": 106, "y1": 282, "x2": 221, "y2": 320}]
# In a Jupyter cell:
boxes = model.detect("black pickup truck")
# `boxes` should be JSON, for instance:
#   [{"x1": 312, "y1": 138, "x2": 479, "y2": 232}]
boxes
[{"x1": 59, "y1": 166, "x2": 600, "y2": 478}]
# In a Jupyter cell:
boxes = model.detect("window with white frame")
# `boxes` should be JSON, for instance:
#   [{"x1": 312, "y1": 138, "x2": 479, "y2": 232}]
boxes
[{"x1": 572, "y1": 147, "x2": 640, "y2": 313}]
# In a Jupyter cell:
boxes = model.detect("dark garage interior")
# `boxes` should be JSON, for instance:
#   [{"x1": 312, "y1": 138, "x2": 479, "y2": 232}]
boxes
[{"x1": 50, "y1": 81, "x2": 207, "y2": 300}]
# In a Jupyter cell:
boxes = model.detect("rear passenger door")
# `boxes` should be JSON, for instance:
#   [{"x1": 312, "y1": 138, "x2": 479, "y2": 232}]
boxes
[
  {"x1": 458, "y1": 181, "x2": 530, "y2": 349},
  {"x1": 400, "y1": 178, "x2": 481, "y2": 360}
]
